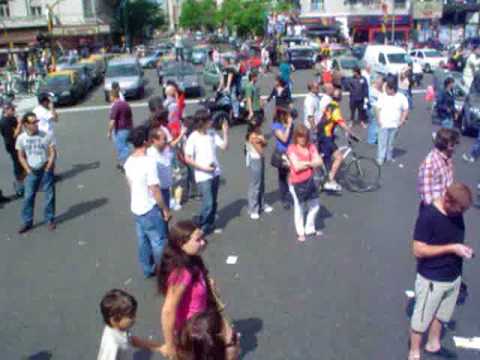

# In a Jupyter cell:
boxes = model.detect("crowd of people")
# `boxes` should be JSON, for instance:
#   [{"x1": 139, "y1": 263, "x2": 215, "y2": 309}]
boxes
[{"x1": 1, "y1": 30, "x2": 480, "y2": 359}]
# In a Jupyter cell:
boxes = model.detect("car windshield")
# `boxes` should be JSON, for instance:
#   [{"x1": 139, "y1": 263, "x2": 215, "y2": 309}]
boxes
[
  {"x1": 45, "y1": 76, "x2": 70, "y2": 87},
  {"x1": 424, "y1": 50, "x2": 442, "y2": 58},
  {"x1": 387, "y1": 53, "x2": 408, "y2": 64},
  {"x1": 291, "y1": 50, "x2": 313, "y2": 57},
  {"x1": 106, "y1": 64, "x2": 139, "y2": 77},
  {"x1": 340, "y1": 59, "x2": 359, "y2": 69},
  {"x1": 164, "y1": 64, "x2": 195, "y2": 76}
]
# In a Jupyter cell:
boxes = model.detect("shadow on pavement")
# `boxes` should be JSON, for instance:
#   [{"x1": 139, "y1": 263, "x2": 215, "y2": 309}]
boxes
[
  {"x1": 217, "y1": 198, "x2": 248, "y2": 229},
  {"x1": 233, "y1": 317, "x2": 263, "y2": 359},
  {"x1": 56, "y1": 197, "x2": 109, "y2": 225},
  {"x1": 56, "y1": 161, "x2": 101, "y2": 183},
  {"x1": 26, "y1": 351, "x2": 52, "y2": 360},
  {"x1": 133, "y1": 349, "x2": 153, "y2": 360}
]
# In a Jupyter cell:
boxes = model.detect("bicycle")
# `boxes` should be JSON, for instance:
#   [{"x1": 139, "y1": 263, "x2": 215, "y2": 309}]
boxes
[{"x1": 320, "y1": 136, "x2": 381, "y2": 193}]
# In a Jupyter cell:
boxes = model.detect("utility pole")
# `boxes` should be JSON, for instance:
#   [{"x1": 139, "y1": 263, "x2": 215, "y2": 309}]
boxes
[
  {"x1": 391, "y1": 2, "x2": 395, "y2": 44},
  {"x1": 122, "y1": 0, "x2": 130, "y2": 52}
]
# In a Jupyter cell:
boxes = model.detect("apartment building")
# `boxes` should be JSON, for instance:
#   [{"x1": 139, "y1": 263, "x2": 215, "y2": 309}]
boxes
[
  {"x1": 0, "y1": 0, "x2": 115, "y2": 49},
  {"x1": 300, "y1": 0, "x2": 411, "y2": 43}
]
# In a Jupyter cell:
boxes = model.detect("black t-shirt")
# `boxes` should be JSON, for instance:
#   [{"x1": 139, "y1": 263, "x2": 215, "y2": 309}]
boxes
[
  {"x1": 0, "y1": 115, "x2": 18, "y2": 153},
  {"x1": 414, "y1": 204, "x2": 465, "y2": 282}
]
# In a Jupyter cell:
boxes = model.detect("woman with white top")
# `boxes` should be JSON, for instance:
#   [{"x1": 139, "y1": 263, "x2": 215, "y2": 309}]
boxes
[{"x1": 245, "y1": 116, "x2": 273, "y2": 220}]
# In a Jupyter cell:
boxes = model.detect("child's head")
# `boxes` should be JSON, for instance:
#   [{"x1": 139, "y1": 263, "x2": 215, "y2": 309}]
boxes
[{"x1": 100, "y1": 289, "x2": 137, "y2": 331}]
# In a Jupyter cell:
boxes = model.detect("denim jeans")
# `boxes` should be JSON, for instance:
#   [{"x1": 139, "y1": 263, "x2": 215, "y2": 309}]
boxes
[
  {"x1": 377, "y1": 127, "x2": 398, "y2": 164},
  {"x1": 470, "y1": 128, "x2": 480, "y2": 159},
  {"x1": 247, "y1": 158, "x2": 265, "y2": 214},
  {"x1": 161, "y1": 188, "x2": 170, "y2": 209},
  {"x1": 278, "y1": 167, "x2": 291, "y2": 205},
  {"x1": 113, "y1": 129, "x2": 131, "y2": 165},
  {"x1": 197, "y1": 176, "x2": 220, "y2": 234},
  {"x1": 22, "y1": 168, "x2": 55, "y2": 226},
  {"x1": 134, "y1": 205, "x2": 167, "y2": 277},
  {"x1": 367, "y1": 108, "x2": 378, "y2": 144},
  {"x1": 229, "y1": 87, "x2": 240, "y2": 118}
]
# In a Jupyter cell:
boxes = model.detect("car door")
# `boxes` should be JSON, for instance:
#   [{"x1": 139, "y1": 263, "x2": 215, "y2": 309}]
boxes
[{"x1": 378, "y1": 53, "x2": 387, "y2": 74}]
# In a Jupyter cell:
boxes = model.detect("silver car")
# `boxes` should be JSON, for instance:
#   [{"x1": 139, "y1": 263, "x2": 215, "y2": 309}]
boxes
[
  {"x1": 104, "y1": 57, "x2": 145, "y2": 102},
  {"x1": 158, "y1": 61, "x2": 201, "y2": 97}
]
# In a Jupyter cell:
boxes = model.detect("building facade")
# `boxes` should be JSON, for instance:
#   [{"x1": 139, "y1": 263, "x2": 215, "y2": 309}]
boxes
[
  {"x1": 0, "y1": 0, "x2": 115, "y2": 49},
  {"x1": 300, "y1": 0, "x2": 412, "y2": 43}
]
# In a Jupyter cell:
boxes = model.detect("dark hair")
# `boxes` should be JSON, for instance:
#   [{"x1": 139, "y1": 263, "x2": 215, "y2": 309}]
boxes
[
  {"x1": 445, "y1": 182, "x2": 473, "y2": 211},
  {"x1": 112, "y1": 81, "x2": 120, "y2": 90},
  {"x1": 444, "y1": 77, "x2": 454, "y2": 88},
  {"x1": 157, "y1": 220, "x2": 208, "y2": 296},
  {"x1": 148, "y1": 96, "x2": 164, "y2": 113},
  {"x1": 353, "y1": 66, "x2": 361, "y2": 75},
  {"x1": 148, "y1": 109, "x2": 169, "y2": 129},
  {"x1": 194, "y1": 109, "x2": 211, "y2": 128},
  {"x1": 385, "y1": 76, "x2": 397, "y2": 92},
  {"x1": 176, "y1": 311, "x2": 226, "y2": 360},
  {"x1": 100, "y1": 289, "x2": 137, "y2": 327},
  {"x1": 149, "y1": 126, "x2": 167, "y2": 141},
  {"x1": 273, "y1": 106, "x2": 290, "y2": 124},
  {"x1": 37, "y1": 92, "x2": 50, "y2": 104},
  {"x1": 22, "y1": 111, "x2": 36, "y2": 124},
  {"x1": 127, "y1": 126, "x2": 149, "y2": 148},
  {"x1": 276, "y1": 76, "x2": 286, "y2": 87},
  {"x1": 434, "y1": 128, "x2": 460, "y2": 151},
  {"x1": 110, "y1": 87, "x2": 120, "y2": 100},
  {"x1": 248, "y1": 71, "x2": 258, "y2": 81},
  {"x1": 245, "y1": 115, "x2": 263, "y2": 141},
  {"x1": 292, "y1": 123, "x2": 310, "y2": 145},
  {"x1": 183, "y1": 115, "x2": 197, "y2": 136}
]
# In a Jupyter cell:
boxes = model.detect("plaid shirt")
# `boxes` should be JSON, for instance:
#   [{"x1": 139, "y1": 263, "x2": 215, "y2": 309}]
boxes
[{"x1": 417, "y1": 148, "x2": 454, "y2": 205}]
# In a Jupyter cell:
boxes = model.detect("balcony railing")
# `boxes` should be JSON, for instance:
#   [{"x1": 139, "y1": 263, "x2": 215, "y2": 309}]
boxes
[{"x1": 0, "y1": 16, "x2": 48, "y2": 29}]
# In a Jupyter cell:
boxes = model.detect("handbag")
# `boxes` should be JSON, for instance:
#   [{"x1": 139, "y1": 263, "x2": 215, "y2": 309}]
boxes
[
  {"x1": 293, "y1": 177, "x2": 318, "y2": 203},
  {"x1": 270, "y1": 149, "x2": 288, "y2": 169}
]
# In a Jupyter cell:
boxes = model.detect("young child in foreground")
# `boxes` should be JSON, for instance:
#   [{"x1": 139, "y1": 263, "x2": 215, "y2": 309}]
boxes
[{"x1": 97, "y1": 289, "x2": 162, "y2": 360}]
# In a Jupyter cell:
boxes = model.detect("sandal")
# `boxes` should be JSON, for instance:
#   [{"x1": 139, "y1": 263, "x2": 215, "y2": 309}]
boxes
[
  {"x1": 306, "y1": 230, "x2": 323, "y2": 237},
  {"x1": 424, "y1": 347, "x2": 457, "y2": 359},
  {"x1": 297, "y1": 235, "x2": 306, "y2": 242}
]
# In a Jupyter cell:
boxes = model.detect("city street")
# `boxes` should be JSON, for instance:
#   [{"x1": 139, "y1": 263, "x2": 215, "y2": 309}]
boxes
[{"x1": 1, "y1": 68, "x2": 480, "y2": 360}]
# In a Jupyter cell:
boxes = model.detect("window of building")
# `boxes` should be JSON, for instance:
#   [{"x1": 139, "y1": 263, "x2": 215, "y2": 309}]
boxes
[
  {"x1": 394, "y1": 0, "x2": 407, "y2": 9},
  {"x1": 83, "y1": 0, "x2": 94, "y2": 17},
  {"x1": 30, "y1": 6, "x2": 42, "y2": 16},
  {"x1": 0, "y1": 3, "x2": 10, "y2": 18},
  {"x1": 311, "y1": 0, "x2": 324, "y2": 11}
]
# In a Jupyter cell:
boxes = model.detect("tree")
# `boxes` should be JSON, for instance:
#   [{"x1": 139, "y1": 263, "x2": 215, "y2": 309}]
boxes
[
  {"x1": 180, "y1": 0, "x2": 218, "y2": 31},
  {"x1": 113, "y1": 0, "x2": 165, "y2": 43},
  {"x1": 217, "y1": 0, "x2": 268, "y2": 37}
]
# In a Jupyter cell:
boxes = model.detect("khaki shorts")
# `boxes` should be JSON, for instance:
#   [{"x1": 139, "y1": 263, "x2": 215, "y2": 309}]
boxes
[{"x1": 411, "y1": 273, "x2": 461, "y2": 333}]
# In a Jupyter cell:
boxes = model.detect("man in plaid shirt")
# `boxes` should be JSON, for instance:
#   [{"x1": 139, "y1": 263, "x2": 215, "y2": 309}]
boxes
[{"x1": 418, "y1": 129, "x2": 458, "y2": 206}]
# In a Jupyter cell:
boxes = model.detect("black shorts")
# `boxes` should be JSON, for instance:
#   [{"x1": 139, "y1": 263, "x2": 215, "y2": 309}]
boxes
[{"x1": 317, "y1": 137, "x2": 338, "y2": 166}]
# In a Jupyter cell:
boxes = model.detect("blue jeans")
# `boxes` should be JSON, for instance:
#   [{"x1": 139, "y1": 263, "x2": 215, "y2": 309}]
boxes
[
  {"x1": 377, "y1": 128, "x2": 398, "y2": 164},
  {"x1": 247, "y1": 158, "x2": 265, "y2": 214},
  {"x1": 161, "y1": 188, "x2": 170, "y2": 208},
  {"x1": 113, "y1": 129, "x2": 131, "y2": 165},
  {"x1": 22, "y1": 168, "x2": 55, "y2": 226},
  {"x1": 197, "y1": 176, "x2": 220, "y2": 234},
  {"x1": 440, "y1": 116, "x2": 454, "y2": 129},
  {"x1": 134, "y1": 205, "x2": 167, "y2": 277},
  {"x1": 367, "y1": 108, "x2": 378, "y2": 144},
  {"x1": 470, "y1": 129, "x2": 480, "y2": 159},
  {"x1": 229, "y1": 87, "x2": 240, "y2": 118}
]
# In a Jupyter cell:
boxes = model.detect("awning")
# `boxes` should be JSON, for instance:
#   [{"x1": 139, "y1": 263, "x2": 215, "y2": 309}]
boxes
[
  {"x1": 0, "y1": 29, "x2": 40, "y2": 46},
  {"x1": 51, "y1": 24, "x2": 111, "y2": 37}
]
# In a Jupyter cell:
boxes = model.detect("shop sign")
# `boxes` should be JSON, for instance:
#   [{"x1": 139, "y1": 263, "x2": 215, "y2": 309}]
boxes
[
  {"x1": 412, "y1": 0, "x2": 443, "y2": 19},
  {"x1": 349, "y1": 15, "x2": 411, "y2": 27},
  {"x1": 52, "y1": 24, "x2": 110, "y2": 36}
]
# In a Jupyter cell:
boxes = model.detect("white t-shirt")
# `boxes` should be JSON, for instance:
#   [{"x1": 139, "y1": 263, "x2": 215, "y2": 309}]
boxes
[
  {"x1": 376, "y1": 92, "x2": 409, "y2": 129},
  {"x1": 303, "y1": 93, "x2": 320, "y2": 129},
  {"x1": 147, "y1": 146, "x2": 174, "y2": 189},
  {"x1": 184, "y1": 130, "x2": 224, "y2": 183},
  {"x1": 124, "y1": 155, "x2": 159, "y2": 216},
  {"x1": 97, "y1": 326, "x2": 133, "y2": 360},
  {"x1": 33, "y1": 105, "x2": 55, "y2": 135},
  {"x1": 318, "y1": 94, "x2": 332, "y2": 121}
]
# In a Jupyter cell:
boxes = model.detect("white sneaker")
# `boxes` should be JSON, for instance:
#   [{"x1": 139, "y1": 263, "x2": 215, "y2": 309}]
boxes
[
  {"x1": 463, "y1": 153, "x2": 475, "y2": 163},
  {"x1": 324, "y1": 181, "x2": 342, "y2": 192},
  {"x1": 263, "y1": 204, "x2": 273, "y2": 213},
  {"x1": 477, "y1": 183, "x2": 480, "y2": 190},
  {"x1": 250, "y1": 213, "x2": 260, "y2": 220}
]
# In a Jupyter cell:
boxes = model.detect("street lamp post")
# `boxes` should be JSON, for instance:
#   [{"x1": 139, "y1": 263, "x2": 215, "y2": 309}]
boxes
[{"x1": 121, "y1": 0, "x2": 130, "y2": 52}]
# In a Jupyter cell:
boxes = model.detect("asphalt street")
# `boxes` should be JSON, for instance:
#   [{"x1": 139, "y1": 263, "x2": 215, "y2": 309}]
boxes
[{"x1": 1, "y1": 68, "x2": 480, "y2": 360}]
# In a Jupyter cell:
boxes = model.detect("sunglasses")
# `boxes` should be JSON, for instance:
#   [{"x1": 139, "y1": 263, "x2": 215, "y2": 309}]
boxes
[{"x1": 26, "y1": 120, "x2": 39, "y2": 125}]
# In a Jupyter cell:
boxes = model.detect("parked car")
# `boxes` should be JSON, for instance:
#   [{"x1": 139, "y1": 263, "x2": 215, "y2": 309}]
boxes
[
  {"x1": 158, "y1": 61, "x2": 201, "y2": 97},
  {"x1": 281, "y1": 36, "x2": 308, "y2": 49},
  {"x1": 287, "y1": 46, "x2": 315, "y2": 69},
  {"x1": 79, "y1": 58, "x2": 104, "y2": 84},
  {"x1": 409, "y1": 48, "x2": 447, "y2": 73},
  {"x1": 191, "y1": 45, "x2": 210, "y2": 65},
  {"x1": 331, "y1": 56, "x2": 363, "y2": 89},
  {"x1": 38, "y1": 70, "x2": 86, "y2": 106},
  {"x1": 57, "y1": 63, "x2": 95, "y2": 91},
  {"x1": 139, "y1": 49, "x2": 165, "y2": 68},
  {"x1": 363, "y1": 45, "x2": 409, "y2": 76},
  {"x1": 104, "y1": 57, "x2": 145, "y2": 101},
  {"x1": 351, "y1": 44, "x2": 367, "y2": 60}
]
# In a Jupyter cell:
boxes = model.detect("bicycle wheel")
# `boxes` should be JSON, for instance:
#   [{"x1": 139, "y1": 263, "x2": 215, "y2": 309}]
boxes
[{"x1": 344, "y1": 156, "x2": 381, "y2": 193}]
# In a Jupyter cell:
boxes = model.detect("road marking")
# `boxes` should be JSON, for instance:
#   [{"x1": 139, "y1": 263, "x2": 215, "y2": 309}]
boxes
[{"x1": 57, "y1": 89, "x2": 428, "y2": 114}]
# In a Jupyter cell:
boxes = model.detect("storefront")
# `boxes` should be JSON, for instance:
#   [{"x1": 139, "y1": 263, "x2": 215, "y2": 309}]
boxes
[
  {"x1": 51, "y1": 24, "x2": 111, "y2": 49},
  {"x1": 412, "y1": 0, "x2": 443, "y2": 43},
  {"x1": 349, "y1": 15, "x2": 412, "y2": 44}
]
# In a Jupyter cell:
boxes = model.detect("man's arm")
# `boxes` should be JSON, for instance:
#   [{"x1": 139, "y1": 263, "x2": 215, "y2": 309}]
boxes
[
  {"x1": 412, "y1": 240, "x2": 473, "y2": 259},
  {"x1": 45, "y1": 144, "x2": 56, "y2": 172},
  {"x1": 218, "y1": 121, "x2": 229, "y2": 151},
  {"x1": 107, "y1": 120, "x2": 115, "y2": 140},
  {"x1": 149, "y1": 184, "x2": 170, "y2": 220},
  {"x1": 49, "y1": 102, "x2": 59, "y2": 123},
  {"x1": 399, "y1": 106, "x2": 409, "y2": 126},
  {"x1": 17, "y1": 150, "x2": 31, "y2": 174}
]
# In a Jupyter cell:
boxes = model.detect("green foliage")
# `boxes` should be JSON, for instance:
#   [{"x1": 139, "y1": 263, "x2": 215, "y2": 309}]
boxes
[
  {"x1": 114, "y1": 0, "x2": 165, "y2": 40},
  {"x1": 180, "y1": 0, "x2": 218, "y2": 32},
  {"x1": 272, "y1": 0, "x2": 294, "y2": 12},
  {"x1": 217, "y1": 0, "x2": 268, "y2": 37}
]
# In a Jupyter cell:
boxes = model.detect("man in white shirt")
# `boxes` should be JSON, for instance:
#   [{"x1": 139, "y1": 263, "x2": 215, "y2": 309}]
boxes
[
  {"x1": 123, "y1": 126, "x2": 170, "y2": 278},
  {"x1": 463, "y1": 46, "x2": 480, "y2": 88},
  {"x1": 303, "y1": 81, "x2": 321, "y2": 141},
  {"x1": 33, "y1": 92, "x2": 58, "y2": 137},
  {"x1": 184, "y1": 109, "x2": 228, "y2": 234},
  {"x1": 375, "y1": 76, "x2": 409, "y2": 165}
]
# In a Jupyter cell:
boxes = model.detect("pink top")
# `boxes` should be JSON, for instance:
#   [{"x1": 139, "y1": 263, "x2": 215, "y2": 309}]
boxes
[
  {"x1": 167, "y1": 267, "x2": 208, "y2": 330},
  {"x1": 287, "y1": 143, "x2": 318, "y2": 184}
]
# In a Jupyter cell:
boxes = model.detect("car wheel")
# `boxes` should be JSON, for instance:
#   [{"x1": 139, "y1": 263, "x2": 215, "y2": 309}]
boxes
[{"x1": 138, "y1": 86, "x2": 145, "y2": 99}]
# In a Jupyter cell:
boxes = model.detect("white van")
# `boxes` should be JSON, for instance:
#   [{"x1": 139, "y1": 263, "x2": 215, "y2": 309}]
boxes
[{"x1": 363, "y1": 45, "x2": 410, "y2": 76}]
